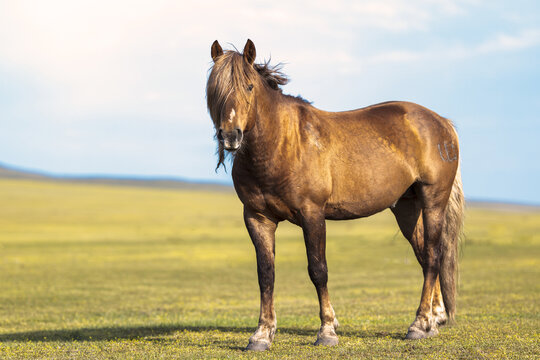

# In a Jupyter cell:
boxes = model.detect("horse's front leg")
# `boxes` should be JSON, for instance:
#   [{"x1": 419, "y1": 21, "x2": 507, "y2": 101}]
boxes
[
  {"x1": 244, "y1": 207, "x2": 278, "y2": 351},
  {"x1": 300, "y1": 207, "x2": 339, "y2": 346}
]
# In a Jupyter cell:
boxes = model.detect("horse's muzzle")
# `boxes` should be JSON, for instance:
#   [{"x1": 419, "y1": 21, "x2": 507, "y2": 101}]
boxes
[{"x1": 218, "y1": 128, "x2": 243, "y2": 151}]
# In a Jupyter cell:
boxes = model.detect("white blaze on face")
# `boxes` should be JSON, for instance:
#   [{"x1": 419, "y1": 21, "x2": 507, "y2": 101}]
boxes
[{"x1": 227, "y1": 108, "x2": 236, "y2": 123}]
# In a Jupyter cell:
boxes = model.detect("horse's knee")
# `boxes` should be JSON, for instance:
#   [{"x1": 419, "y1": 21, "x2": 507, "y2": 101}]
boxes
[{"x1": 308, "y1": 262, "x2": 328, "y2": 286}]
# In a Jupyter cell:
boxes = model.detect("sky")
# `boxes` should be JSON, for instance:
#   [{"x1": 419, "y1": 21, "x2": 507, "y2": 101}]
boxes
[{"x1": 1, "y1": 0, "x2": 539, "y2": 204}]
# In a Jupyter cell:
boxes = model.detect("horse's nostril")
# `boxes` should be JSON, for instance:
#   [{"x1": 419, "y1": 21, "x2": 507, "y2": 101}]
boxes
[
  {"x1": 236, "y1": 128, "x2": 243, "y2": 139},
  {"x1": 217, "y1": 129, "x2": 224, "y2": 141}
]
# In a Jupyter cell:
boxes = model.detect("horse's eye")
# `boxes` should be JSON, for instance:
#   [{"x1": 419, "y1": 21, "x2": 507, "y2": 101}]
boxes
[{"x1": 247, "y1": 84, "x2": 254, "y2": 91}]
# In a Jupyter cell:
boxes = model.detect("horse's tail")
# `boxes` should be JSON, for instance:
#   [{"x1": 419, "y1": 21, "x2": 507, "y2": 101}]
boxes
[{"x1": 440, "y1": 164, "x2": 465, "y2": 323}]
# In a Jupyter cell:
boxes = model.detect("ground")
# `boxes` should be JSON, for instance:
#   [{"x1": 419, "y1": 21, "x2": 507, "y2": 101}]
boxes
[{"x1": 0, "y1": 179, "x2": 538, "y2": 359}]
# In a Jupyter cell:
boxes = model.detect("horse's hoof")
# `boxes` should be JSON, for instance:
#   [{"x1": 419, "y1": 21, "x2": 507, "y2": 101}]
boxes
[
  {"x1": 245, "y1": 340, "x2": 271, "y2": 351},
  {"x1": 314, "y1": 336, "x2": 339, "y2": 346},
  {"x1": 406, "y1": 326, "x2": 439, "y2": 340},
  {"x1": 405, "y1": 328, "x2": 428, "y2": 340}
]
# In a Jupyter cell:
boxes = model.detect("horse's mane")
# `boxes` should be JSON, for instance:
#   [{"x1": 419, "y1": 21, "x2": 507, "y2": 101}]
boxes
[
  {"x1": 253, "y1": 61, "x2": 288, "y2": 90},
  {"x1": 206, "y1": 50, "x2": 290, "y2": 171}
]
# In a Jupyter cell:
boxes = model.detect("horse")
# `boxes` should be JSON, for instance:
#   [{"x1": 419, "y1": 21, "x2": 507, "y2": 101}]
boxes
[{"x1": 205, "y1": 39, "x2": 464, "y2": 351}]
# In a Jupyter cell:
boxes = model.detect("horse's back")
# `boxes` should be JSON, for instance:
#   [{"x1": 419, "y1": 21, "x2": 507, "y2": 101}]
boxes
[
  {"x1": 328, "y1": 101, "x2": 454, "y2": 137},
  {"x1": 323, "y1": 100, "x2": 458, "y2": 176}
]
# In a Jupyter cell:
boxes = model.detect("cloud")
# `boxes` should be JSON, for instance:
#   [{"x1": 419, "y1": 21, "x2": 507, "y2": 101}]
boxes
[
  {"x1": 354, "y1": 28, "x2": 540, "y2": 70},
  {"x1": 476, "y1": 28, "x2": 540, "y2": 53}
]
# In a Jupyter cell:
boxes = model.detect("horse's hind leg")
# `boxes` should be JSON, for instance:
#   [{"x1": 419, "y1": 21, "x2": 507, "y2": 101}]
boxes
[
  {"x1": 300, "y1": 206, "x2": 339, "y2": 346},
  {"x1": 391, "y1": 188, "x2": 447, "y2": 338},
  {"x1": 432, "y1": 276, "x2": 447, "y2": 326},
  {"x1": 244, "y1": 207, "x2": 278, "y2": 351},
  {"x1": 401, "y1": 182, "x2": 453, "y2": 339}
]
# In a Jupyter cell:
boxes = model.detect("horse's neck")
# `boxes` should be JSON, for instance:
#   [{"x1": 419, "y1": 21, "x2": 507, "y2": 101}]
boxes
[{"x1": 247, "y1": 94, "x2": 299, "y2": 163}]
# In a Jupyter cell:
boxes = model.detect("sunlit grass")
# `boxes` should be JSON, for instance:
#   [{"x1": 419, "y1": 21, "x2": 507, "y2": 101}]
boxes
[{"x1": 0, "y1": 178, "x2": 538, "y2": 359}]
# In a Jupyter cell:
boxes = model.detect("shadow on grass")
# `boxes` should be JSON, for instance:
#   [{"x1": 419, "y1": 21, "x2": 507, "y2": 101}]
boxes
[{"x1": 0, "y1": 324, "x2": 404, "y2": 342}]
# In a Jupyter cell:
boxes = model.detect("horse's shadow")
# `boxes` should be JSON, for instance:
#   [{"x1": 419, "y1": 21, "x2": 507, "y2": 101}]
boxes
[{"x1": 0, "y1": 324, "x2": 404, "y2": 343}]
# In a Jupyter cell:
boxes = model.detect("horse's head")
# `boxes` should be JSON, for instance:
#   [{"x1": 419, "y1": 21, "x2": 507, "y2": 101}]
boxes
[
  {"x1": 206, "y1": 39, "x2": 259, "y2": 153},
  {"x1": 206, "y1": 39, "x2": 288, "y2": 169}
]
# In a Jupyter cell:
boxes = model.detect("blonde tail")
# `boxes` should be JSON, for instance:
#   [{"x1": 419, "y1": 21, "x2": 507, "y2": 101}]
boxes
[{"x1": 439, "y1": 166, "x2": 465, "y2": 322}]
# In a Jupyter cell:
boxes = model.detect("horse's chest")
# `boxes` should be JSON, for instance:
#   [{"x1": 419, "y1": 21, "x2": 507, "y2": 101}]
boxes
[
  {"x1": 234, "y1": 179, "x2": 298, "y2": 222},
  {"x1": 233, "y1": 156, "x2": 297, "y2": 215}
]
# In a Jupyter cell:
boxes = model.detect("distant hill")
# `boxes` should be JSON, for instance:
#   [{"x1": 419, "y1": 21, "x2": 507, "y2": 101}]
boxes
[
  {"x1": 0, "y1": 162, "x2": 233, "y2": 192},
  {"x1": 0, "y1": 163, "x2": 50, "y2": 180},
  {"x1": 466, "y1": 200, "x2": 540, "y2": 213}
]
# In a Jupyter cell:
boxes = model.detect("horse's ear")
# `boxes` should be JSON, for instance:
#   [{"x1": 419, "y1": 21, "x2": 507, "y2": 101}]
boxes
[
  {"x1": 211, "y1": 40, "x2": 223, "y2": 62},
  {"x1": 243, "y1": 39, "x2": 256, "y2": 65}
]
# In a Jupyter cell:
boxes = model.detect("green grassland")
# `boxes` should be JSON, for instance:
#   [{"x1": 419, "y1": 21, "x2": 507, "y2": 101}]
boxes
[{"x1": 0, "y1": 178, "x2": 538, "y2": 359}]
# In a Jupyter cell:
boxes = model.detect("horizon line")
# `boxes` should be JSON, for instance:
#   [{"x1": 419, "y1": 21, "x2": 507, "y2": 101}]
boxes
[
  {"x1": 1, "y1": 160, "x2": 538, "y2": 207},
  {"x1": 0, "y1": 160, "x2": 233, "y2": 187}
]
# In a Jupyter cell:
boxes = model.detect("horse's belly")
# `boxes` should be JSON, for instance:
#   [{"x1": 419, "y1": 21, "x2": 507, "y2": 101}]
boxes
[
  {"x1": 325, "y1": 169, "x2": 414, "y2": 220},
  {"x1": 324, "y1": 200, "x2": 391, "y2": 219}
]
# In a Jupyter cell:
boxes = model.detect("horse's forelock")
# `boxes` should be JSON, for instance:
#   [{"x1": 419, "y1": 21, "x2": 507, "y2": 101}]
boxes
[
  {"x1": 206, "y1": 52, "x2": 255, "y2": 127},
  {"x1": 206, "y1": 52, "x2": 289, "y2": 124}
]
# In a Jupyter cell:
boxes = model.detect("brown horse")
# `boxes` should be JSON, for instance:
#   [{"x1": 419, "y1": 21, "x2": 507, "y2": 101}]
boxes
[{"x1": 206, "y1": 39, "x2": 464, "y2": 351}]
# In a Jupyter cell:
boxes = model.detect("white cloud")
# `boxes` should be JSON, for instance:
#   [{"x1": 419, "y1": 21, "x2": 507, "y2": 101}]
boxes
[
  {"x1": 477, "y1": 28, "x2": 540, "y2": 53},
  {"x1": 354, "y1": 28, "x2": 540, "y2": 70},
  {"x1": 366, "y1": 50, "x2": 424, "y2": 63}
]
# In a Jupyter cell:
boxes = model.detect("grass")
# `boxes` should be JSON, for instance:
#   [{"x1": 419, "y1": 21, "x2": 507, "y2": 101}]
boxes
[{"x1": 0, "y1": 178, "x2": 538, "y2": 359}]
